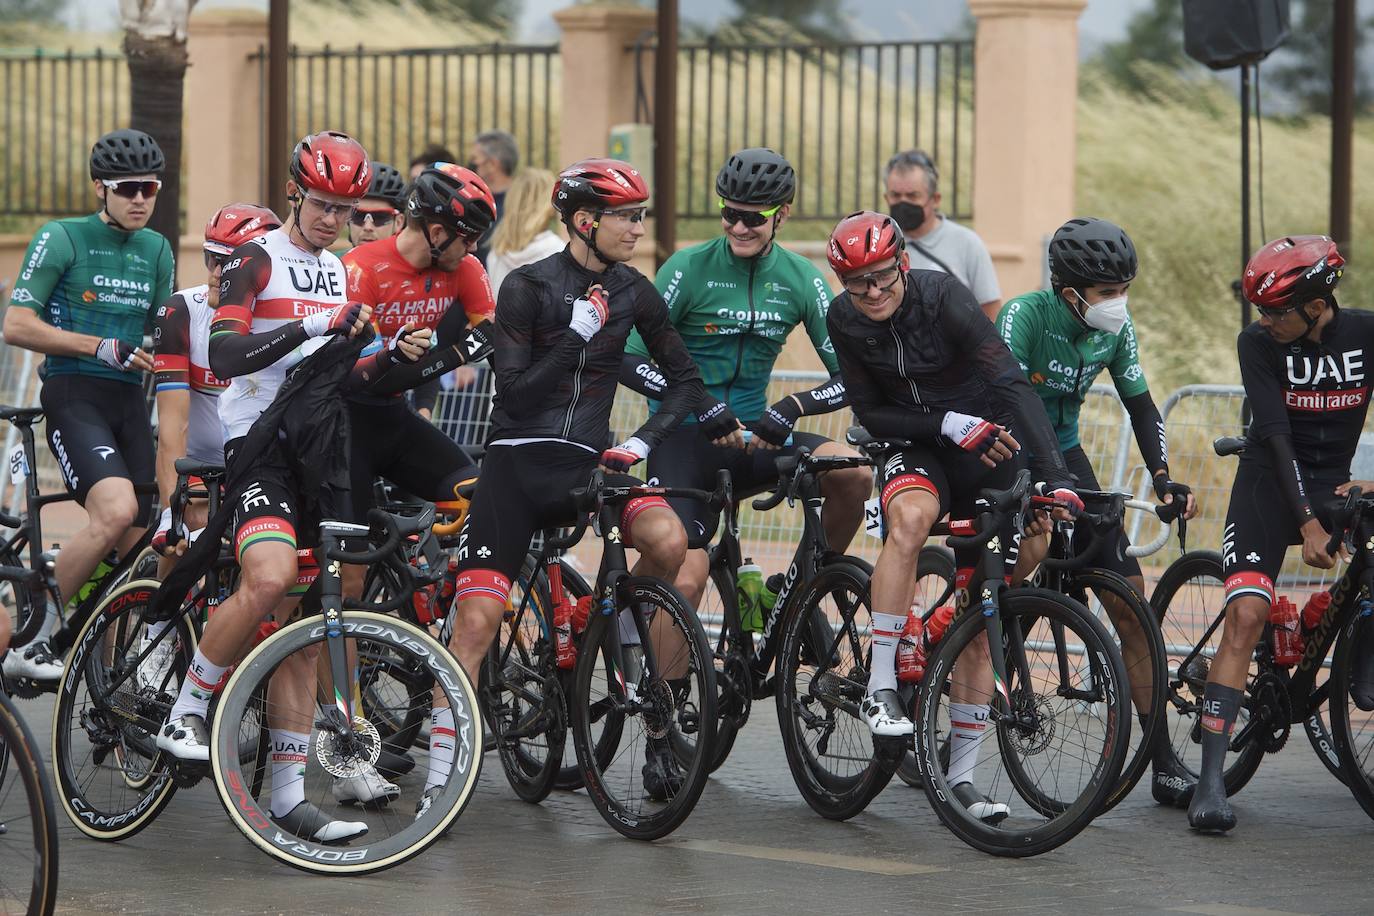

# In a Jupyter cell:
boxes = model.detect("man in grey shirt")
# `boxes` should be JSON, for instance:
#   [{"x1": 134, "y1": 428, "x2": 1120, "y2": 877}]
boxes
[{"x1": 884, "y1": 149, "x2": 1002, "y2": 321}]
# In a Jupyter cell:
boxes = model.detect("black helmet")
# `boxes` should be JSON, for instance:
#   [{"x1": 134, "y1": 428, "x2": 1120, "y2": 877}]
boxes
[
  {"x1": 1048, "y1": 217, "x2": 1138, "y2": 289},
  {"x1": 715, "y1": 148, "x2": 795, "y2": 207},
  {"x1": 367, "y1": 162, "x2": 408, "y2": 209},
  {"x1": 90, "y1": 128, "x2": 165, "y2": 180},
  {"x1": 406, "y1": 163, "x2": 497, "y2": 240}
]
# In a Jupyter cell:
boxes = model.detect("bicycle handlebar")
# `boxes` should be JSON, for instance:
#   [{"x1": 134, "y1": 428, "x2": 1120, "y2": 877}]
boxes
[
  {"x1": 546, "y1": 469, "x2": 734, "y2": 552},
  {"x1": 1327, "y1": 487, "x2": 1364, "y2": 558}
]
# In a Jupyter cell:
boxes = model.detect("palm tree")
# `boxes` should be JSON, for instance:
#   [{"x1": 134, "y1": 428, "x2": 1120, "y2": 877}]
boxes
[{"x1": 120, "y1": 0, "x2": 198, "y2": 283}]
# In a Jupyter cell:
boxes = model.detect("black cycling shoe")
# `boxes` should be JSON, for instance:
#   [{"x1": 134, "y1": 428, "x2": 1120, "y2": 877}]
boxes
[
  {"x1": 642, "y1": 737, "x2": 684, "y2": 801},
  {"x1": 375, "y1": 746, "x2": 416, "y2": 779},
  {"x1": 1150, "y1": 746, "x2": 1197, "y2": 808},
  {"x1": 1187, "y1": 777, "x2": 1236, "y2": 833},
  {"x1": 1351, "y1": 625, "x2": 1374, "y2": 711}
]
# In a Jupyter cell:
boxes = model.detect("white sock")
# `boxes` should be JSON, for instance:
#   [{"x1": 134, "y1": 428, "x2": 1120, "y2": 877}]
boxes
[
  {"x1": 144, "y1": 618, "x2": 173, "y2": 642},
  {"x1": 168, "y1": 649, "x2": 226, "y2": 722},
  {"x1": 268, "y1": 729, "x2": 311, "y2": 818},
  {"x1": 425, "y1": 706, "x2": 456, "y2": 791},
  {"x1": 867, "y1": 613, "x2": 906, "y2": 695},
  {"x1": 948, "y1": 702, "x2": 990, "y2": 787}
]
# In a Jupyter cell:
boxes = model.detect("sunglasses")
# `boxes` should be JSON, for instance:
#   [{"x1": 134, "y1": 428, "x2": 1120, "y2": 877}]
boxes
[
  {"x1": 1256, "y1": 301, "x2": 1303, "y2": 320},
  {"x1": 841, "y1": 265, "x2": 903, "y2": 295},
  {"x1": 719, "y1": 198, "x2": 782, "y2": 229},
  {"x1": 203, "y1": 250, "x2": 232, "y2": 272},
  {"x1": 349, "y1": 208, "x2": 398, "y2": 227},
  {"x1": 601, "y1": 206, "x2": 648, "y2": 224},
  {"x1": 302, "y1": 193, "x2": 357, "y2": 218},
  {"x1": 102, "y1": 178, "x2": 161, "y2": 199}
]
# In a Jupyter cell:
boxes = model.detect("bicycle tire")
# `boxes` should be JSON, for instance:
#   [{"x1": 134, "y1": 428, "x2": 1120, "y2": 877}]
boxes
[
  {"x1": 699, "y1": 562, "x2": 747, "y2": 773},
  {"x1": 1328, "y1": 612, "x2": 1374, "y2": 817},
  {"x1": 1, "y1": 546, "x2": 46, "y2": 651},
  {"x1": 50, "y1": 579, "x2": 188, "y2": 841},
  {"x1": 548, "y1": 559, "x2": 619, "y2": 793},
  {"x1": 210, "y1": 611, "x2": 482, "y2": 875},
  {"x1": 0, "y1": 690, "x2": 59, "y2": 915},
  {"x1": 896, "y1": 545, "x2": 958, "y2": 790},
  {"x1": 1069, "y1": 569, "x2": 1167, "y2": 812},
  {"x1": 776, "y1": 560, "x2": 894, "y2": 820},
  {"x1": 916, "y1": 587, "x2": 1130, "y2": 856},
  {"x1": 358, "y1": 566, "x2": 433, "y2": 752},
  {"x1": 481, "y1": 564, "x2": 566, "y2": 805},
  {"x1": 569, "y1": 576, "x2": 716, "y2": 840},
  {"x1": 1151, "y1": 551, "x2": 1266, "y2": 796}
]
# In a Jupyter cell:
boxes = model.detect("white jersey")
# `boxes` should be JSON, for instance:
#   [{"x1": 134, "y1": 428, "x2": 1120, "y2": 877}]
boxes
[
  {"x1": 152, "y1": 283, "x2": 229, "y2": 464},
  {"x1": 213, "y1": 228, "x2": 345, "y2": 440}
]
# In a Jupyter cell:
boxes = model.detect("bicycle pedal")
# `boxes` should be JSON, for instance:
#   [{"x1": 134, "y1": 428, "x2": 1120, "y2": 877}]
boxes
[{"x1": 170, "y1": 762, "x2": 208, "y2": 790}]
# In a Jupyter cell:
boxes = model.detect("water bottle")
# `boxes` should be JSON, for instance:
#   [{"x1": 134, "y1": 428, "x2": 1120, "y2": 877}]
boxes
[
  {"x1": 555, "y1": 599, "x2": 576, "y2": 669},
  {"x1": 1301, "y1": 590, "x2": 1332, "y2": 632},
  {"x1": 924, "y1": 605, "x2": 957, "y2": 649},
  {"x1": 896, "y1": 609, "x2": 925, "y2": 683},
  {"x1": 1269, "y1": 595, "x2": 1304, "y2": 667},
  {"x1": 571, "y1": 595, "x2": 594, "y2": 634},
  {"x1": 737, "y1": 558, "x2": 764, "y2": 632},
  {"x1": 70, "y1": 552, "x2": 116, "y2": 610}
]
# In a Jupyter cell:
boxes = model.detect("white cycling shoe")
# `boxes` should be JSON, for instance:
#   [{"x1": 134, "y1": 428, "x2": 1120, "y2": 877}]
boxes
[
  {"x1": 331, "y1": 763, "x2": 400, "y2": 806},
  {"x1": 156, "y1": 713, "x2": 211, "y2": 762},
  {"x1": 2, "y1": 640, "x2": 63, "y2": 682},
  {"x1": 860, "y1": 688, "x2": 914, "y2": 737},
  {"x1": 274, "y1": 801, "x2": 368, "y2": 844}
]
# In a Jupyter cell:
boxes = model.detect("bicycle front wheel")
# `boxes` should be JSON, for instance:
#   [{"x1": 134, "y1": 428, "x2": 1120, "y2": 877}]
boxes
[
  {"x1": 210, "y1": 612, "x2": 482, "y2": 875},
  {"x1": 915, "y1": 588, "x2": 1131, "y2": 857},
  {"x1": 1329, "y1": 611, "x2": 1374, "y2": 817},
  {"x1": 569, "y1": 576, "x2": 716, "y2": 840},
  {"x1": 0, "y1": 691, "x2": 58, "y2": 915}
]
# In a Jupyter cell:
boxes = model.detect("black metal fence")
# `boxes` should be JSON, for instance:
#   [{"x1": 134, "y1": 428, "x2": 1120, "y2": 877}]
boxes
[
  {"x1": 253, "y1": 43, "x2": 560, "y2": 183},
  {"x1": 0, "y1": 49, "x2": 128, "y2": 217},
  {"x1": 676, "y1": 39, "x2": 974, "y2": 222}
]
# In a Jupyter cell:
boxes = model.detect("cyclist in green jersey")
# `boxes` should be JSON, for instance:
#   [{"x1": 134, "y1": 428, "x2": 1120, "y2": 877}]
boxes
[
  {"x1": 621, "y1": 148, "x2": 871, "y2": 620},
  {"x1": 998, "y1": 216, "x2": 1197, "y2": 805},
  {"x1": 1, "y1": 128, "x2": 173, "y2": 680}
]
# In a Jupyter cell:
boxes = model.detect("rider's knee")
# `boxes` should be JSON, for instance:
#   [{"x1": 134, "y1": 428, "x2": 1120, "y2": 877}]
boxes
[
  {"x1": 87, "y1": 486, "x2": 139, "y2": 536},
  {"x1": 884, "y1": 493, "x2": 937, "y2": 554},
  {"x1": 239, "y1": 556, "x2": 295, "y2": 608},
  {"x1": 826, "y1": 464, "x2": 874, "y2": 504},
  {"x1": 633, "y1": 511, "x2": 687, "y2": 571},
  {"x1": 1225, "y1": 595, "x2": 1270, "y2": 640},
  {"x1": 675, "y1": 551, "x2": 710, "y2": 606}
]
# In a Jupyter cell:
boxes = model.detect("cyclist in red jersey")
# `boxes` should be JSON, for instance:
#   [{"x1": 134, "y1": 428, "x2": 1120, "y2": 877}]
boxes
[{"x1": 338, "y1": 163, "x2": 498, "y2": 604}]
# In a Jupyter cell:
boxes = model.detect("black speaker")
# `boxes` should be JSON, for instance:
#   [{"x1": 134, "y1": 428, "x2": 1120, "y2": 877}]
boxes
[{"x1": 1183, "y1": 0, "x2": 1291, "y2": 70}]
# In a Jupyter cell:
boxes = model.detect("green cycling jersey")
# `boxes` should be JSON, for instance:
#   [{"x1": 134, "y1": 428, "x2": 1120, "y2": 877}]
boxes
[
  {"x1": 996, "y1": 288, "x2": 1149, "y2": 451},
  {"x1": 9, "y1": 213, "x2": 174, "y2": 384},
  {"x1": 626, "y1": 236, "x2": 838, "y2": 422}
]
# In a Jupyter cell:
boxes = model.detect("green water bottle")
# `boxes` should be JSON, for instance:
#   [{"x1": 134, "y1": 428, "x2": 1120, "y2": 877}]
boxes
[
  {"x1": 69, "y1": 553, "x2": 115, "y2": 610},
  {"x1": 737, "y1": 558, "x2": 764, "y2": 632}
]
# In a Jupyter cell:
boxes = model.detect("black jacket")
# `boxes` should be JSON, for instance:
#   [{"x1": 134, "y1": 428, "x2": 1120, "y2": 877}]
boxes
[
  {"x1": 827, "y1": 269, "x2": 1072, "y2": 487},
  {"x1": 487, "y1": 248, "x2": 705, "y2": 450}
]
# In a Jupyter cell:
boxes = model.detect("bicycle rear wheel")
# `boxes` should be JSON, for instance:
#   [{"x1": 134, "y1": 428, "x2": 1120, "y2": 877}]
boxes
[
  {"x1": 569, "y1": 577, "x2": 716, "y2": 840},
  {"x1": 1151, "y1": 551, "x2": 1266, "y2": 796},
  {"x1": 51, "y1": 579, "x2": 190, "y2": 842},
  {"x1": 0, "y1": 690, "x2": 58, "y2": 915},
  {"x1": 481, "y1": 567, "x2": 565, "y2": 804},
  {"x1": 916, "y1": 588, "x2": 1130, "y2": 856},
  {"x1": 777, "y1": 561, "x2": 895, "y2": 820},
  {"x1": 210, "y1": 612, "x2": 482, "y2": 875}
]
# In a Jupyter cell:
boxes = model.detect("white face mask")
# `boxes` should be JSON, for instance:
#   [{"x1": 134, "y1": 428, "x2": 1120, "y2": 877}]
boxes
[{"x1": 1078, "y1": 292, "x2": 1129, "y2": 335}]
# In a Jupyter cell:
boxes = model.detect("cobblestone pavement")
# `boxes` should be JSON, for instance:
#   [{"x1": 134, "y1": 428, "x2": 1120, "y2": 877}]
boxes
[{"x1": 18, "y1": 688, "x2": 1369, "y2": 916}]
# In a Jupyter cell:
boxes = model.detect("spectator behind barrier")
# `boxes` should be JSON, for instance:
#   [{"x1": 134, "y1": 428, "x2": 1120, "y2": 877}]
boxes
[
  {"x1": 884, "y1": 148, "x2": 1002, "y2": 322},
  {"x1": 468, "y1": 129, "x2": 518, "y2": 265},
  {"x1": 486, "y1": 168, "x2": 564, "y2": 297}
]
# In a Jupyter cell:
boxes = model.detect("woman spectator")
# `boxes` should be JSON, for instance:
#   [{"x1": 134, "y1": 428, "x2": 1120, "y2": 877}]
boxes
[{"x1": 485, "y1": 168, "x2": 564, "y2": 296}]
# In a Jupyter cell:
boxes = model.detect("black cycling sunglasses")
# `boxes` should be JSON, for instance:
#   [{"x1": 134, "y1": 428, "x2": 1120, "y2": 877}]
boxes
[
  {"x1": 203, "y1": 250, "x2": 232, "y2": 271},
  {"x1": 350, "y1": 208, "x2": 398, "y2": 227},
  {"x1": 102, "y1": 178, "x2": 162, "y2": 199},
  {"x1": 719, "y1": 198, "x2": 782, "y2": 229}
]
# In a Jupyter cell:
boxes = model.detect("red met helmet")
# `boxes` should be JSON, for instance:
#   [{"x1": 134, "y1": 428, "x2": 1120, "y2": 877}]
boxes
[
  {"x1": 406, "y1": 162, "x2": 497, "y2": 240},
  {"x1": 827, "y1": 210, "x2": 907, "y2": 275},
  {"x1": 288, "y1": 130, "x2": 372, "y2": 199},
  {"x1": 552, "y1": 158, "x2": 649, "y2": 218},
  {"x1": 203, "y1": 204, "x2": 281, "y2": 255},
  {"x1": 1243, "y1": 235, "x2": 1345, "y2": 309}
]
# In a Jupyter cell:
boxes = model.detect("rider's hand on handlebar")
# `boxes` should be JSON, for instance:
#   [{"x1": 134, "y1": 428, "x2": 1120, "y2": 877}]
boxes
[
  {"x1": 1301, "y1": 517, "x2": 1341, "y2": 569},
  {"x1": 940, "y1": 411, "x2": 1018, "y2": 467},
  {"x1": 1046, "y1": 486, "x2": 1084, "y2": 521},
  {"x1": 1152, "y1": 473, "x2": 1198, "y2": 520},
  {"x1": 151, "y1": 506, "x2": 189, "y2": 558},
  {"x1": 1335, "y1": 481, "x2": 1374, "y2": 498}
]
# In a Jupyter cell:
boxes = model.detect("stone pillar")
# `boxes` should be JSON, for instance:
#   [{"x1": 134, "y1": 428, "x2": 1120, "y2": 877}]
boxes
[
  {"x1": 183, "y1": 10, "x2": 269, "y2": 236},
  {"x1": 967, "y1": 0, "x2": 1087, "y2": 298},
  {"x1": 552, "y1": 4, "x2": 658, "y2": 168}
]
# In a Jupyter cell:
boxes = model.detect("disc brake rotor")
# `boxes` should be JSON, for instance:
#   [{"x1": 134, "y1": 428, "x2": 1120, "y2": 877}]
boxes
[{"x1": 314, "y1": 716, "x2": 382, "y2": 778}]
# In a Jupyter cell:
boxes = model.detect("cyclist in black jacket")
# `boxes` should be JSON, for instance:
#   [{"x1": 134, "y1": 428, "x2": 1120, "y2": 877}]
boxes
[
  {"x1": 1190, "y1": 235, "x2": 1374, "y2": 833},
  {"x1": 416, "y1": 159, "x2": 707, "y2": 816},
  {"x1": 826, "y1": 210, "x2": 1080, "y2": 823}
]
